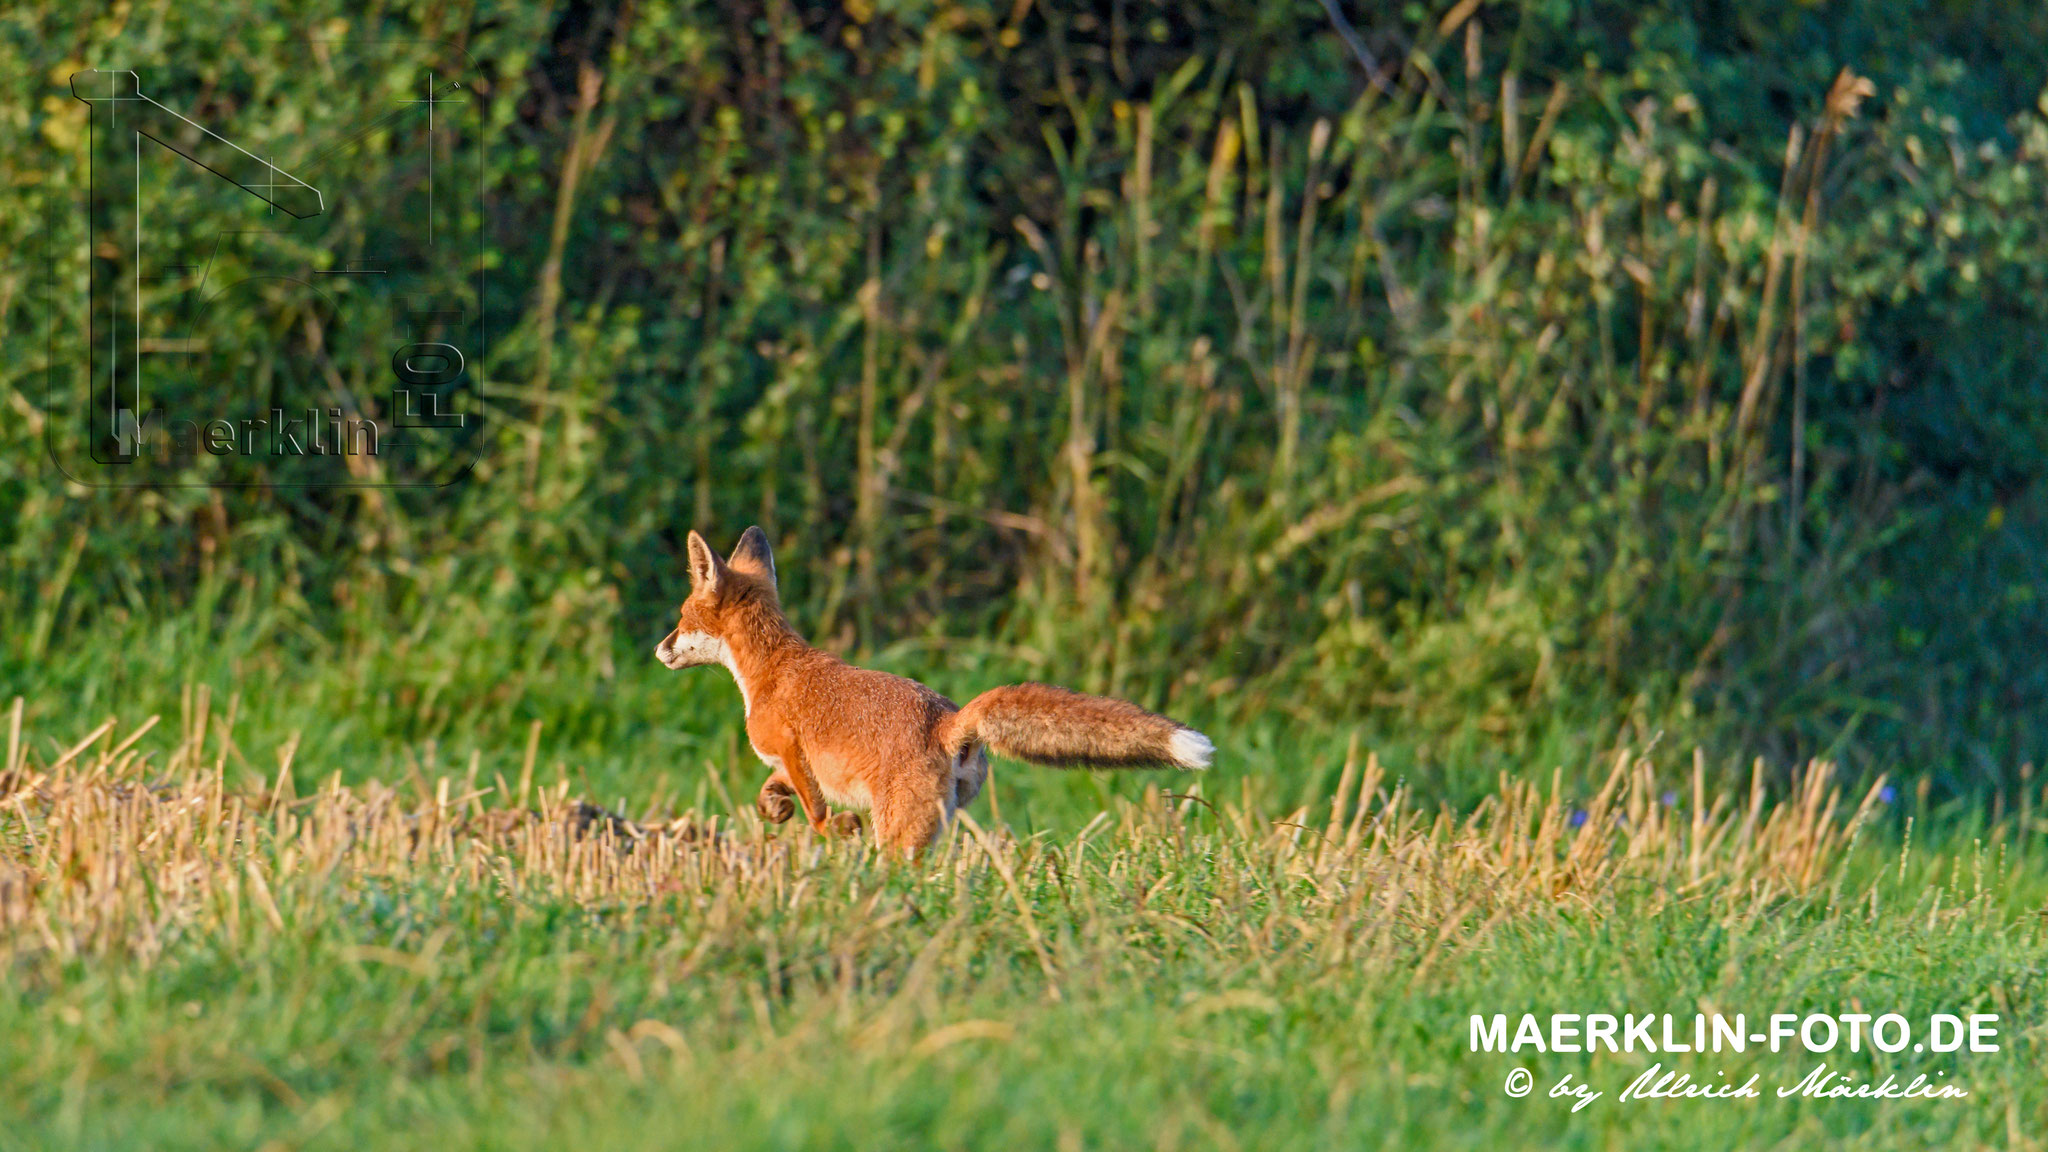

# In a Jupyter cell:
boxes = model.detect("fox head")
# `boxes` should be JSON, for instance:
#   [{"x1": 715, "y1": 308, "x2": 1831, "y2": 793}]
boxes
[{"x1": 654, "y1": 526, "x2": 780, "y2": 670}]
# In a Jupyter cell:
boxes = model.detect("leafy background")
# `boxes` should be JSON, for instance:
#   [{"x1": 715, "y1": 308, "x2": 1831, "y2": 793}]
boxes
[{"x1": 2, "y1": 0, "x2": 2046, "y2": 805}]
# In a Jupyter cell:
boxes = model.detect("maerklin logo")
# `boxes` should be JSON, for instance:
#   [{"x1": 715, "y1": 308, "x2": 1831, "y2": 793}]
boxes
[
  {"x1": 117, "y1": 407, "x2": 383, "y2": 458},
  {"x1": 55, "y1": 58, "x2": 485, "y2": 487}
]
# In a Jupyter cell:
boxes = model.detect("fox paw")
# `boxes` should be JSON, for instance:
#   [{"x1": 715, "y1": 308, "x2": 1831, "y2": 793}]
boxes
[
  {"x1": 824, "y1": 811, "x2": 865, "y2": 839},
  {"x1": 756, "y1": 782, "x2": 797, "y2": 824}
]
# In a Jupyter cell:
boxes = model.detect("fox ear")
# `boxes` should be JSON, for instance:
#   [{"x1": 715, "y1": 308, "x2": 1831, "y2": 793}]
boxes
[
  {"x1": 727, "y1": 525, "x2": 776, "y2": 590},
  {"x1": 685, "y1": 530, "x2": 723, "y2": 595}
]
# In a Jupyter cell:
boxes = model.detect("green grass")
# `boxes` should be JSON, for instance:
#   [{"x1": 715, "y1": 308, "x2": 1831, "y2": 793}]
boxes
[
  {"x1": 4, "y1": 2, "x2": 2045, "y2": 1146},
  {"x1": 1, "y1": 668, "x2": 2042, "y2": 1151}
]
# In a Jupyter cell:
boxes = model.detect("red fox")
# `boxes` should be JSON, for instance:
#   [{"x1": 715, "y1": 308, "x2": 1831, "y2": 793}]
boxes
[{"x1": 655, "y1": 527, "x2": 1213, "y2": 854}]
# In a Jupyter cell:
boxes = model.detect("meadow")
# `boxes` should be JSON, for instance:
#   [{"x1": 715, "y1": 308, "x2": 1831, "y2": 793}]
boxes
[
  {"x1": 5, "y1": 1, "x2": 2047, "y2": 1147},
  {"x1": 1, "y1": 665, "x2": 2043, "y2": 1150}
]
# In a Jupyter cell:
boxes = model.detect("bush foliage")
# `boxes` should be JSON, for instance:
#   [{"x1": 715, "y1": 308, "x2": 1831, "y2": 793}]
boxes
[{"x1": 2, "y1": 0, "x2": 2045, "y2": 789}]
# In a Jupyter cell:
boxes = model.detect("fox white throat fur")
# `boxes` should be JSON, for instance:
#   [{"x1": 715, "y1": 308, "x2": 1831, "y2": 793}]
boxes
[{"x1": 655, "y1": 527, "x2": 1213, "y2": 854}]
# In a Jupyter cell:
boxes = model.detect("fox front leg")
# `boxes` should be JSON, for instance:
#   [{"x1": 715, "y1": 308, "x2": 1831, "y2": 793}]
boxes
[
  {"x1": 756, "y1": 772, "x2": 797, "y2": 824},
  {"x1": 783, "y1": 747, "x2": 862, "y2": 840},
  {"x1": 752, "y1": 740, "x2": 861, "y2": 840}
]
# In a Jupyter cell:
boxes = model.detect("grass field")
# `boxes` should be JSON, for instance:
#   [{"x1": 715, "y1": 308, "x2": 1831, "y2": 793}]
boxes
[
  {"x1": 1, "y1": 678, "x2": 2042, "y2": 1151},
  {"x1": 6, "y1": 3, "x2": 2046, "y2": 1147}
]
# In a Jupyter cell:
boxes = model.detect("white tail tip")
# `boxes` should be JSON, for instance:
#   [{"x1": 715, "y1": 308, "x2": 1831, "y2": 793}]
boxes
[{"x1": 1168, "y1": 729, "x2": 1214, "y2": 770}]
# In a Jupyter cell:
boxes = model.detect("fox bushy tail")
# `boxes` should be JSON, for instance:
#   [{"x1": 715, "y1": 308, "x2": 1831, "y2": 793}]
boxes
[{"x1": 941, "y1": 683, "x2": 1213, "y2": 770}]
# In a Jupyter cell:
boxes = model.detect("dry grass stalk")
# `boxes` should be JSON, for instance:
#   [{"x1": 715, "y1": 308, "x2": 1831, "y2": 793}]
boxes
[{"x1": 0, "y1": 709, "x2": 1886, "y2": 972}]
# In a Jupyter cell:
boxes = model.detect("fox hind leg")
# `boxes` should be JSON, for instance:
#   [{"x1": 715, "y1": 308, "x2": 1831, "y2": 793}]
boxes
[
  {"x1": 952, "y1": 746, "x2": 988, "y2": 810},
  {"x1": 873, "y1": 769, "x2": 954, "y2": 857}
]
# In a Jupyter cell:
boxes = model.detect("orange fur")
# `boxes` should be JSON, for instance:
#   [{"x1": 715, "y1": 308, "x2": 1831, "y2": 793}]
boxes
[{"x1": 655, "y1": 527, "x2": 1212, "y2": 854}]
